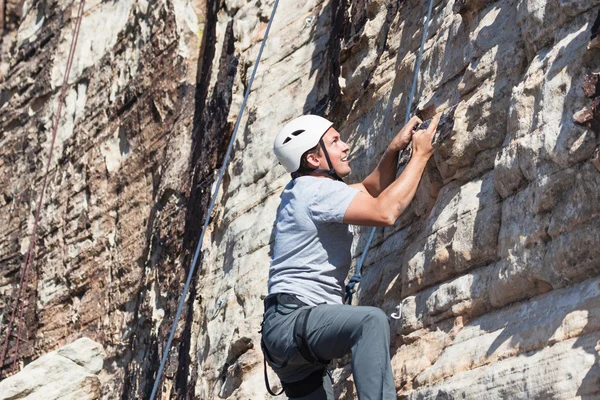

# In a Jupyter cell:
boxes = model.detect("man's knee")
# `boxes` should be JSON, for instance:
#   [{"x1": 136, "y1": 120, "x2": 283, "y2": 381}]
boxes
[
  {"x1": 359, "y1": 306, "x2": 389, "y2": 332},
  {"x1": 350, "y1": 307, "x2": 391, "y2": 352}
]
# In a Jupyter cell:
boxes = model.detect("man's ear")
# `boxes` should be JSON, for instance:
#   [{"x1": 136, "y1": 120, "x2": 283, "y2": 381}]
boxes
[{"x1": 305, "y1": 152, "x2": 321, "y2": 169}]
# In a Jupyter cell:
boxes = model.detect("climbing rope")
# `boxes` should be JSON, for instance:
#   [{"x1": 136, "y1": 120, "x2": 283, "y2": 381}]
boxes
[
  {"x1": 148, "y1": 1, "x2": 279, "y2": 398},
  {"x1": 345, "y1": 0, "x2": 436, "y2": 305},
  {"x1": 0, "y1": 0, "x2": 87, "y2": 375}
]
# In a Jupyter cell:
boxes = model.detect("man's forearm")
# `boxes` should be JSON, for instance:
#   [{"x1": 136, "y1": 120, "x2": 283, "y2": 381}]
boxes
[
  {"x1": 361, "y1": 146, "x2": 403, "y2": 197},
  {"x1": 377, "y1": 154, "x2": 429, "y2": 223}
]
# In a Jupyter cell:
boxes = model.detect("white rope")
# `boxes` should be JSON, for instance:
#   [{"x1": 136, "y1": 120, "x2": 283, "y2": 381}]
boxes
[
  {"x1": 346, "y1": 0, "x2": 436, "y2": 307},
  {"x1": 148, "y1": 1, "x2": 279, "y2": 398}
]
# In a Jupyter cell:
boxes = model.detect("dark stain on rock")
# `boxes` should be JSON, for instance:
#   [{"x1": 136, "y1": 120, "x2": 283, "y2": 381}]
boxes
[
  {"x1": 453, "y1": 0, "x2": 495, "y2": 15},
  {"x1": 119, "y1": 5, "x2": 195, "y2": 400},
  {"x1": 184, "y1": 21, "x2": 238, "y2": 251},
  {"x1": 306, "y1": 0, "x2": 345, "y2": 120},
  {"x1": 592, "y1": 147, "x2": 600, "y2": 172},
  {"x1": 573, "y1": 99, "x2": 600, "y2": 133},
  {"x1": 453, "y1": 0, "x2": 468, "y2": 14},
  {"x1": 582, "y1": 73, "x2": 600, "y2": 98},
  {"x1": 308, "y1": 0, "x2": 402, "y2": 122},
  {"x1": 171, "y1": 8, "x2": 239, "y2": 400},
  {"x1": 361, "y1": 0, "x2": 402, "y2": 90},
  {"x1": 399, "y1": 105, "x2": 458, "y2": 166},
  {"x1": 574, "y1": 73, "x2": 600, "y2": 133},
  {"x1": 341, "y1": 0, "x2": 369, "y2": 50},
  {"x1": 591, "y1": 9, "x2": 600, "y2": 41},
  {"x1": 432, "y1": 105, "x2": 459, "y2": 147},
  {"x1": 589, "y1": 9, "x2": 600, "y2": 50}
]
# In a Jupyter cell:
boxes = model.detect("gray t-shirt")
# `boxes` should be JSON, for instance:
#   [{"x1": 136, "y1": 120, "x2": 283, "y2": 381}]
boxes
[{"x1": 268, "y1": 176, "x2": 360, "y2": 306}]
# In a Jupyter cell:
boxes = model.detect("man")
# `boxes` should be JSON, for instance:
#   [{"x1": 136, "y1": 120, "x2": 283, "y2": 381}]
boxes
[{"x1": 261, "y1": 113, "x2": 440, "y2": 399}]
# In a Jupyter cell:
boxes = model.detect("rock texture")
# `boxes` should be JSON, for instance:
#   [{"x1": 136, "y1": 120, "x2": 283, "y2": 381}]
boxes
[
  {"x1": 0, "y1": 337, "x2": 104, "y2": 400},
  {"x1": 0, "y1": 0, "x2": 599, "y2": 399}
]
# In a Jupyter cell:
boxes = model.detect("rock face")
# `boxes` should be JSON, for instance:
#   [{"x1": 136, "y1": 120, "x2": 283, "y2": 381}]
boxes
[
  {"x1": 0, "y1": 0, "x2": 599, "y2": 399},
  {"x1": 0, "y1": 337, "x2": 104, "y2": 400}
]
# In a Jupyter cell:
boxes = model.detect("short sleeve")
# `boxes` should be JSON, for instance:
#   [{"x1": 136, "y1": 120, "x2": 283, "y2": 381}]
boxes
[{"x1": 310, "y1": 180, "x2": 360, "y2": 223}]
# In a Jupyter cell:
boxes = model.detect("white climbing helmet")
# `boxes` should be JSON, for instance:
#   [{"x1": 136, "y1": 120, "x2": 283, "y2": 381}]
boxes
[{"x1": 273, "y1": 115, "x2": 334, "y2": 173}]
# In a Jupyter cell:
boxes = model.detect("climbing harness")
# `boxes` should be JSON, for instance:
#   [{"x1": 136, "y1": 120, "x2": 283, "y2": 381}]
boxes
[
  {"x1": 261, "y1": 293, "x2": 330, "y2": 398},
  {"x1": 0, "y1": 0, "x2": 87, "y2": 375},
  {"x1": 345, "y1": 0, "x2": 436, "y2": 307},
  {"x1": 148, "y1": 1, "x2": 280, "y2": 398}
]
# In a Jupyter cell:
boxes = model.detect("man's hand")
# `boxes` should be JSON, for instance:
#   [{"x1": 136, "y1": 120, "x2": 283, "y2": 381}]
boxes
[
  {"x1": 412, "y1": 113, "x2": 441, "y2": 159},
  {"x1": 389, "y1": 116, "x2": 422, "y2": 152},
  {"x1": 345, "y1": 112, "x2": 442, "y2": 227}
]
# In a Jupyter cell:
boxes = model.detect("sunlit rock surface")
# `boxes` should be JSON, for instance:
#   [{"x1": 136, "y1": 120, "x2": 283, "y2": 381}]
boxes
[
  {"x1": 0, "y1": 337, "x2": 104, "y2": 400},
  {"x1": 1, "y1": 0, "x2": 599, "y2": 398}
]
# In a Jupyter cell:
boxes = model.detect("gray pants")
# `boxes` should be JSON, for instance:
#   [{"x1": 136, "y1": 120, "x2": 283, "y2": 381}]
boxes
[{"x1": 261, "y1": 301, "x2": 396, "y2": 399}]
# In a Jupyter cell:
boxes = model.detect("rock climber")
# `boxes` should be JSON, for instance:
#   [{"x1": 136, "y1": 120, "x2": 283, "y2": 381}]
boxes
[{"x1": 261, "y1": 113, "x2": 441, "y2": 399}]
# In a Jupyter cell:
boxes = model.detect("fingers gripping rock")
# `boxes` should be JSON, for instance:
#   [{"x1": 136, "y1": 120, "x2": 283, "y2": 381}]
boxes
[{"x1": 398, "y1": 105, "x2": 459, "y2": 166}]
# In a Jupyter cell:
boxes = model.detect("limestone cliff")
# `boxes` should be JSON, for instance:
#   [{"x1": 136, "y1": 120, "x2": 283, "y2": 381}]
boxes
[{"x1": 0, "y1": 0, "x2": 599, "y2": 398}]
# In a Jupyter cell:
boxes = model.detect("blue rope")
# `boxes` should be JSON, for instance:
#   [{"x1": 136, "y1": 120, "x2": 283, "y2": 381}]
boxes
[
  {"x1": 148, "y1": 1, "x2": 279, "y2": 398},
  {"x1": 345, "y1": 0, "x2": 435, "y2": 305}
]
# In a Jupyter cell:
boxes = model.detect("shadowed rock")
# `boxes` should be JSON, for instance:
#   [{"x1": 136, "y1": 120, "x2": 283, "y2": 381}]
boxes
[
  {"x1": 399, "y1": 105, "x2": 458, "y2": 166},
  {"x1": 589, "y1": 9, "x2": 600, "y2": 50},
  {"x1": 592, "y1": 148, "x2": 600, "y2": 172},
  {"x1": 574, "y1": 73, "x2": 600, "y2": 133}
]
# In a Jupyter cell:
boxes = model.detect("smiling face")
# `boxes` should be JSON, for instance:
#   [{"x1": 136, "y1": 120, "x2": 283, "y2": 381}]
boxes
[{"x1": 306, "y1": 126, "x2": 351, "y2": 177}]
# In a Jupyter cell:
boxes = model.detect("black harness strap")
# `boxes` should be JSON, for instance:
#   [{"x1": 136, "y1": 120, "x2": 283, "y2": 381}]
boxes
[
  {"x1": 261, "y1": 293, "x2": 331, "y2": 397},
  {"x1": 261, "y1": 312, "x2": 285, "y2": 396},
  {"x1": 293, "y1": 307, "x2": 330, "y2": 365},
  {"x1": 263, "y1": 355, "x2": 284, "y2": 396}
]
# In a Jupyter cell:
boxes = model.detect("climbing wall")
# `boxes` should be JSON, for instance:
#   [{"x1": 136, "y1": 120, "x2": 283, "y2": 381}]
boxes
[
  {"x1": 0, "y1": 0, "x2": 212, "y2": 395},
  {"x1": 0, "y1": 0, "x2": 599, "y2": 398}
]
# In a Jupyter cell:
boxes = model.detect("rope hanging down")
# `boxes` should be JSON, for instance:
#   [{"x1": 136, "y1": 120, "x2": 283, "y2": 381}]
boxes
[
  {"x1": 0, "y1": 0, "x2": 87, "y2": 375},
  {"x1": 148, "y1": 1, "x2": 279, "y2": 398},
  {"x1": 345, "y1": 0, "x2": 435, "y2": 305}
]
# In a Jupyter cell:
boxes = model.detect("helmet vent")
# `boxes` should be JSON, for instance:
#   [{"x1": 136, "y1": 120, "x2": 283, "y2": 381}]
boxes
[{"x1": 282, "y1": 130, "x2": 304, "y2": 145}]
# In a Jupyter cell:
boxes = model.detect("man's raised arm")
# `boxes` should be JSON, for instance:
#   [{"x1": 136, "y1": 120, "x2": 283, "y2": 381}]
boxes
[{"x1": 345, "y1": 113, "x2": 441, "y2": 227}]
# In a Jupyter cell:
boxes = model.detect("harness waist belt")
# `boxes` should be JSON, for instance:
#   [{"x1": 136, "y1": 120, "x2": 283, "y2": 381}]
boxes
[{"x1": 264, "y1": 293, "x2": 307, "y2": 311}]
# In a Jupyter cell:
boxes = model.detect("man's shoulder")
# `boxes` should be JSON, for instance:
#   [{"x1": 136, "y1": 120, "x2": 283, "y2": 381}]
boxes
[{"x1": 294, "y1": 176, "x2": 349, "y2": 190}]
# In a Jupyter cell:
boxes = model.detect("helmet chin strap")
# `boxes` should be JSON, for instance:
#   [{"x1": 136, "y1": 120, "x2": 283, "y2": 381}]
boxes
[
  {"x1": 316, "y1": 138, "x2": 343, "y2": 181},
  {"x1": 291, "y1": 138, "x2": 343, "y2": 181}
]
